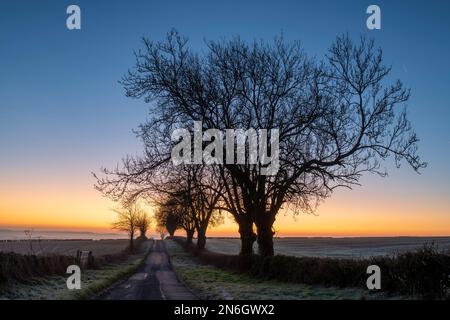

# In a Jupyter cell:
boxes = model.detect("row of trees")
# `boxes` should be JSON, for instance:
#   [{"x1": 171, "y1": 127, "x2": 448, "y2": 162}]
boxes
[
  {"x1": 95, "y1": 31, "x2": 425, "y2": 257},
  {"x1": 154, "y1": 166, "x2": 223, "y2": 249}
]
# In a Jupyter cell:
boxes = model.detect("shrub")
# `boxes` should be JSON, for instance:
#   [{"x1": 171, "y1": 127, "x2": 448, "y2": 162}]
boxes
[
  {"x1": 0, "y1": 252, "x2": 77, "y2": 283},
  {"x1": 372, "y1": 245, "x2": 450, "y2": 298},
  {"x1": 172, "y1": 238, "x2": 450, "y2": 299},
  {"x1": 0, "y1": 238, "x2": 149, "y2": 284}
]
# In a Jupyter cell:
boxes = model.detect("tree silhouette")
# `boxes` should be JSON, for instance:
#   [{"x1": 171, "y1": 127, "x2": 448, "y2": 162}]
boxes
[
  {"x1": 155, "y1": 198, "x2": 181, "y2": 238},
  {"x1": 181, "y1": 166, "x2": 223, "y2": 249},
  {"x1": 111, "y1": 204, "x2": 143, "y2": 252},
  {"x1": 155, "y1": 191, "x2": 197, "y2": 242},
  {"x1": 136, "y1": 211, "x2": 151, "y2": 240},
  {"x1": 95, "y1": 31, "x2": 426, "y2": 256}
]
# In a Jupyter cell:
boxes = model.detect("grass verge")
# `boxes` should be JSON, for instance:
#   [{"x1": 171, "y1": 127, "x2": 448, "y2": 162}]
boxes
[
  {"x1": 173, "y1": 237, "x2": 449, "y2": 299},
  {"x1": 0, "y1": 240, "x2": 152, "y2": 300},
  {"x1": 165, "y1": 239, "x2": 396, "y2": 300}
]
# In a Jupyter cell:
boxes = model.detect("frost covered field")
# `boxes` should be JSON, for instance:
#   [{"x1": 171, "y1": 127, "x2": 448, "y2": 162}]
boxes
[
  {"x1": 0, "y1": 239, "x2": 128, "y2": 256},
  {"x1": 202, "y1": 237, "x2": 450, "y2": 259}
]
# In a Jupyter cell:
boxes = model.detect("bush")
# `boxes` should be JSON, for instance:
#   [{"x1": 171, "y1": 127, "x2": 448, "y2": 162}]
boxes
[
  {"x1": 371, "y1": 245, "x2": 450, "y2": 298},
  {"x1": 173, "y1": 238, "x2": 450, "y2": 299},
  {"x1": 0, "y1": 238, "x2": 149, "y2": 284},
  {"x1": 245, "y1": 254, "x2": 368, "y2": 288},
  {"x1": 0, "y1": 252, "x2": 77, "y2": 283}
]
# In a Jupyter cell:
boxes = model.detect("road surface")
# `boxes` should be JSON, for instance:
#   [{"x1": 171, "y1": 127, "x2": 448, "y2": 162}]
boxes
[{"x1": 101, "y1": 240, "x2": 196, "y2": 300}]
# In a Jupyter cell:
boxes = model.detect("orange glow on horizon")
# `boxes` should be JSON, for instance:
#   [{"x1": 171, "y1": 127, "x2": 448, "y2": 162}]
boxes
[{"x1": 1, "y1": 172, "x2": 449, "y2": 237}]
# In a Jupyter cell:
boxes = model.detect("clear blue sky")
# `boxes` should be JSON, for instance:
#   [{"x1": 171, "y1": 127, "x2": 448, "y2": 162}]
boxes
[{"x1": 0, "y1": 0, "x2": 449, "y2": 233}]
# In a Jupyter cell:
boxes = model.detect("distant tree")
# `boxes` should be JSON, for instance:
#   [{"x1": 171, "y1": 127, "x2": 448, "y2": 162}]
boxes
[
  {"x1": 157, "y1": 165, "x2": 223, "y2": 248},
  {"x1": 155, "y1": 225, "x2": 167, "y2": 240},
  {"x1": 156, "y1": 190, "x2": 197, "y2": 242},
  {"x1": 24, "y1": 229, "x2": 34, "y2": 255},
  {"x1": 155, "y1": 201, "x2": 180, "y2": 237},
  {"x1": 175, "y1": 192, "x2": 197, "y2": 243},
  {"x1": 136, "y1": 211, "x2": 151, "y2": 240},
  {"x1": 112, "y1": 204, "x2": 143, "y2": 252},
  {"x1": 185, "y1": 166, "x2": 223, "y2": 250}
]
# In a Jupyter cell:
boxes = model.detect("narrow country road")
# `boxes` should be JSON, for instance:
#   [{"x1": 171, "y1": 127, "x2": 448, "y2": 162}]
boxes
[{"x1": 101, "y1": 240, "x2": 197, "y2": 300}]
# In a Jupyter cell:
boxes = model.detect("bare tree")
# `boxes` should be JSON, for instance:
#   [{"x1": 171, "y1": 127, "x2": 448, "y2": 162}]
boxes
[
  {"x1": 100, "y1": 160, "x2": 223, "y2": 249},
  {"x1": 174, "y1": 191, "x2": 197, "y2": 243},
  {"x1": 155, "y1": 191, "x2": 197, "y2": 242},
  {"x1": 155, "y1": 198, "x2": 181, "y2": 237},
  {"x1": 188, "y1": 166, "x2": 223, "y2": 250},
  {"x1": 155, "y1": 225, "x2": 167, "y2": 240},
  {"x1": 136, "y1": 211, "x2": 151, "y2": 240},
  {"x1": 96, "y1": 31, "x2": 426, "y2": 256},
  {"x1": 112, "y1": 204, "x2": 142, "y2": 252}
]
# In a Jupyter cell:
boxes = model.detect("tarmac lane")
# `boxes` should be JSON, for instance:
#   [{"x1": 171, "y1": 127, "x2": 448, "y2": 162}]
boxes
[{"x1": 101, "y1": 240, "x2": 196, "y2": 300}]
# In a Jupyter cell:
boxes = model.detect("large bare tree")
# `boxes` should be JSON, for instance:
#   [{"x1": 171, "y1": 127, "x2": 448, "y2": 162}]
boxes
[{"x1": 96, "y1": 31, "x2": 425, "y2": 256}]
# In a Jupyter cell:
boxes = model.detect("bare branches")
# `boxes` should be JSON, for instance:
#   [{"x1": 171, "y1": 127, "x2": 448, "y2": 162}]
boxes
[
  {"x1": 136, "y1": 211, "x2": 151, "y2": 239},
  {"x1": 111, "y1": 203, "x2": 147, "y2": 252},
  {"x1": 94, "y1": 30, "x2": 426, "y2": 256}
]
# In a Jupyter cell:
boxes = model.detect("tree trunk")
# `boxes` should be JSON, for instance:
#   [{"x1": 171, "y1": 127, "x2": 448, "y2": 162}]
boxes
[
  {"x1": 255, "y1": 216, "x2": 275, "y2": 257},
  {"x1": 238, "y1": 217, "x2": 256, "y2": 256},
  {"x1": 186, "y1": 229, "x2": 194, "y2": 244},
  {"x1": 197, "y1": 229, "x2": 206, "y2": 250},
  {"x1": 129, "y1": 235, "x2": 134, "y2": 253}
]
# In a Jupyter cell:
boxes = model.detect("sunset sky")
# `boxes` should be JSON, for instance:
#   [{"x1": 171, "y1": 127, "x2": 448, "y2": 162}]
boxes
[{"x1": 1, "y1": 0, "x2": 449, "y2": 237}]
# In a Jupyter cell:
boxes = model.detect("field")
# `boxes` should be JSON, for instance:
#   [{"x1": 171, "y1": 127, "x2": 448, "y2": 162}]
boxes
[
  {"x1": 202, "y1": 237, "x2": 450, "y2": 258},
  {"x1": 3, "y1": 237, "x2": 450, "y2": 259},
  {"x1": 0, "y1": 239, "x2": 128, "y2": 256}
]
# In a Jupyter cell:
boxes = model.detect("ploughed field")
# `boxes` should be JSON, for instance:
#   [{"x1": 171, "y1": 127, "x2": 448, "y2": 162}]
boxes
[
  {"x1": 0, "y1": 239, "x2": 128, "y2": 256},
  {"x1": 202, "y1": 237, "x2": 450, "y2": 259}
]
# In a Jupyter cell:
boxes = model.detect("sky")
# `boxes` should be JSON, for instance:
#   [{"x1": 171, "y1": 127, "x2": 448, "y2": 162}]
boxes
[{"x1": 0, "y1": 0, "x2": 449, "y2": 237}]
